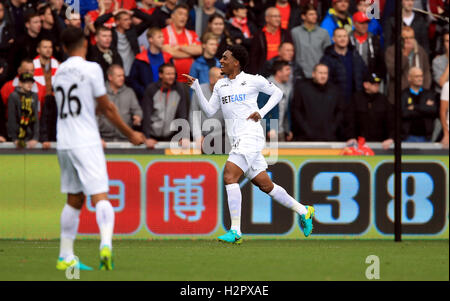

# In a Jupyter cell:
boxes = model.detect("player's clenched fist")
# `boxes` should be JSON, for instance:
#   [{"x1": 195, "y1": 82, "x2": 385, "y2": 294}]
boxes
[
  {"x1": 128, "y1": 131, "x2": 146, "y2": 146},
  {"x1": 182, "y1": 74, "x2": 196, "y2": 87}
]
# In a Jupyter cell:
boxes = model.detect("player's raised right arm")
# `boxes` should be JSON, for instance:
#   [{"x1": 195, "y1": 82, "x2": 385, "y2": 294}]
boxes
[
  {"x1": 96, "y1": 95, "x2": 145, "y2": 146},
  {"x1": 182, "y1": 74, "x2": 220, "y2": 118}
]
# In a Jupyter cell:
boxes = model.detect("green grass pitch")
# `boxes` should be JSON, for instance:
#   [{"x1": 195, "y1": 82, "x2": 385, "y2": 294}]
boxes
[{"x1": 0, "y1": 239, "x2": 448, "y2": 281}]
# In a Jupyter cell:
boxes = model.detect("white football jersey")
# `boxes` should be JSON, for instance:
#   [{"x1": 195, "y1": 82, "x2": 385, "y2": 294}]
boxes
[
  {"x1": 53, "y1": 56, "x2": 106, "y2": 150},
  {"x1": 192, "y1": 71, "x2": 282, "y2": 149}
]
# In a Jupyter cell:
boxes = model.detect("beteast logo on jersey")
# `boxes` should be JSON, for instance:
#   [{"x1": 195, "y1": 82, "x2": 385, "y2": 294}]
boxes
[{"x1": 221, "y1": 94, "x2": 246, "y2": 104}]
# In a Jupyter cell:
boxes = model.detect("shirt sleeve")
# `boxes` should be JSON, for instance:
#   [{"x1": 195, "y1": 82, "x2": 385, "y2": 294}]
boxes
[
  {"x1": 191, "y1": 79, "x2": 221, "y2": 118},
  {"x1": 91, "y1": 63, "x2": 107, "y2": 98}
]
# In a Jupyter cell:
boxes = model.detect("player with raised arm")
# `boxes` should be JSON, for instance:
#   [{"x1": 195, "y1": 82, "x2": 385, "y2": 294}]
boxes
[
  {"x1": 183, "y1": 45, "x2": 315, "y2": 244},
  {"x1": 54, "y1": 27, "x2": 145, "y2": 271}
]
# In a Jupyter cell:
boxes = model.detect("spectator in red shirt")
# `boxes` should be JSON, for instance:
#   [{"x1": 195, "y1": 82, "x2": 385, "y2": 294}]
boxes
[
  {"x1": 162, "y1": 4, "x2": 202, "y2": 83},
  {"x1": 264, "y1": 0, "x2": 302, "y2": 31},
  {"x1": 249, "y1": 6, "x2": 292, "y2": 74}
]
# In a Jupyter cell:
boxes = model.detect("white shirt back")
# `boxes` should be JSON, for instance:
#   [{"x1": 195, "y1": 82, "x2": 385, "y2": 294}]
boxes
[{"x1": 53, "y1": 56, "x2": 106, "y2": 150}]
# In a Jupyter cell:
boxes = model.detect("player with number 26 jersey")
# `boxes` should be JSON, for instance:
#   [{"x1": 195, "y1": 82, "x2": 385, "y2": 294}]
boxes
[{"x1": 53, "y1": 57, "x2": 106, "y2": 150}]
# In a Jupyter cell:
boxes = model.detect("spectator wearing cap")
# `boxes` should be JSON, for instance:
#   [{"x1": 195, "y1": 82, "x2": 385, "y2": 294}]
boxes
[
  {"x1": 384, "y1": 0, "x2": 430, "y2": 53},
  {"x1": 249, "y1": 6, "x2": 292, "y2": 75},
  {"x1": 226, "y1": 0, "x2": 257, "y2": 53},
  {"x1": 7, "y1": 72, "x2": 39, "y2": 149},
  {"x1": 263, "y1": 0, "x2": 302, "y2": 31},
  {"x1": 354, "y1": 0, "x2": 384, "y2": 47},
  {"x1": 349, "y1": 11, "x2": 385, "y2": 81},
  {"x1": 344, "y1": 72, "x2": 394, "y2": 150},
  {"x1": 385, "y1": 26, "x2": 431, "y2": 105},
  {"x1": 320, "y1": 0, "x2": 353, "y2": 40},
  {"x1": 162, "y1": 4, "x2": 202, "y2": 83},
  {"x1": 291, "y1": 4, "x2": 331, "y2": 79},
  {"x1": 291, "y1": 63, "x2": 346, "y2": 141},
  {"x1": 320, "y1": 27, "x2": 368, "y2": 104},
  {"x1": 401, "y1": 67, "x2": 438, "y2": 142}
]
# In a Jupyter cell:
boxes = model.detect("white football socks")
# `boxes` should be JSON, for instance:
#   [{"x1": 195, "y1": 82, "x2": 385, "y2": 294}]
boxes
[
  {"x1": 226, "y1": 183, "x2": 242, "y2": 235},
  {"x1": 59, "y1": 203, "x2": 81, "y2": 261},
  {"x1": 269, "y1": 183, "x2": 308, "y2": 215},
  {"x1": 95, "y1": 200, "x2": 115, "y2": 250}
]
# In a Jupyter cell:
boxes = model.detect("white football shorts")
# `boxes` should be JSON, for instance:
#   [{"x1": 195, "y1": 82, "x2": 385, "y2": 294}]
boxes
[{"x1": 57, "y1": 144, "x2": 109, "y2": 196}]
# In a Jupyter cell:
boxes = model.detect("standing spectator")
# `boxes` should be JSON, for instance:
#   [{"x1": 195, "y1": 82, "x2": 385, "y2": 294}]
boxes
[
  {"x1": 349, "y1": 11, "x2": 385, "y2": 80},
  {"x1": 258, "y1": 60, "x2": 293, "y2": 142},
  {"x1": 189, "y1": 0, "x2": 225, "y2": 37},
  {"x1": 401, "y1": 67, "x2": 438, "y2": 142},
  {"x1": 291, "y1": 63, "x2": 346, "y2": 141},
  {"x1": 4, "y1": 0, "x2": 34, "y2": 39},
  {"x1": 98, "y1": 65, "x2": 143, "y2": 142},
  {"x1": 291, "y1": 4, "x2": 330, "y2": 79},
  {"x1": 33, "y1": 39, "x2": 59, "y2": 96},
  {"x1": 190, "y1": 66, "x2": 225, "y2": 152},
  {"x1": 205, "y1": 13, "x2": 235, "y2": 59},
  {"x1": 95, "y1": 8, "x2": 154, "y2": 76},
  {"x1": 38, "y1": 2, "x2": 65, "y2": 61},
  {"x1": 432, "y1": 29, "x2": 449, "y2": 94},
  {"x1": 321, "y1": 0, "x2": 353, "y2": 40},
  {"x1": 345, "y1": 72, "x2": 394, "y2": 149},
  {"x1": 264, "y1": 0, "x2": 302, "y2": 31},
  {"x1": 7, "y1": 72, "x2": 39, "y2": 149},
  {"x1": 85, "y1": 0, "x2": 117, "y2": 44},
  {"x1": 440, "y1": 81, "x2": 449, "y2": 147},
  {"x1": 227, "y1": 0, "x2": 257, "y2": 53},
  {"x1": 14, "y1": 12, "x2": 42, "y2": 73},
  {"x1": 142, "y1": 63, "x2": 189, "y2": 149},
  {"x1": 189, "y1": 32, "x2": 221, "y2": 84},
  {"x1": 87, "y1": 26, "x2": 123, "y2": 81},
  {"x1": 249, "y1": 6, "x2": 292, "y2": 75},
  {"x1": 1, "y1": 59, "x2": 46, "y2": 118},
  {"x1": 320, "y1": 27, "x2": 367, "y2": 104},
  {"x1": 385, "y1": 26, "x2": 431, "y2": 104},
  {"x1": 162, "y1": 4, "x2": 202, "y2": 83},
  {"x1": 151, "y1": 0, "x2": 179, "y2": 29},
  {"x1": 0, "y1": 1, "x2": 15, "y2": 81},
  {"x1": 129, "y1": 27, "x2": 173, "y2": 103},
  {"x1": 384, "y1": 0, "x2": 430, "y2": 53},
  {"x1": 354, "y1": 0, "x2": 384, "y2": 47}
]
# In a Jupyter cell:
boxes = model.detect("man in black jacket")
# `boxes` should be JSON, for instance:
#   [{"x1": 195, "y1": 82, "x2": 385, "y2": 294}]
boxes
[
  {"x1": 291, "y1": 63, "x2": 346, "y2": 141},
  {"x1": 320, "y1": 27, "x2": 367, "y2": 104},
  {"x1": 94, "y1": 8, "x2": 153, "y2": 76},
  {"x1": 249, "y1": 6, "x2": 292, "y2": 75},
  {"x1": 345, "y1": 72, "x2": 394, "y2": 149},
  {"x1": 142, "y1": 63, "x2": 189, "y2": 149},
  {"x1": 401, "y1": 67, "x2": 438, "y2": 142},
  {"x1": 151, "y1": 0, "x2": 178, "y2": 29}
]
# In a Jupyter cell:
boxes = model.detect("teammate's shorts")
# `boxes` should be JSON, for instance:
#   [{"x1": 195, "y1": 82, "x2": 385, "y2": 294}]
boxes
[
  {"x1": 227, "y1": 152, "x2": 268, "y2": 180},
  {"x1": 57, "y1": 144, "x2": 109, "y2": 196}
]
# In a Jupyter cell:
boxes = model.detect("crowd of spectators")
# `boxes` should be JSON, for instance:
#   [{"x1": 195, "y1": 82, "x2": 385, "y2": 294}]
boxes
[{"x1": 0, "y1": 0, "x2": 449, "y2": 150}]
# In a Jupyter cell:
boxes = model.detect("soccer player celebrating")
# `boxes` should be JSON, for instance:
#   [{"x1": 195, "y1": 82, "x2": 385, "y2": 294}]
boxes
[
  {"x1": 54, "y1": 27, "x2": 145, "y2": 271},
  {"x1": 183, "y1": 45, "x2": 315, "y2": 244}
]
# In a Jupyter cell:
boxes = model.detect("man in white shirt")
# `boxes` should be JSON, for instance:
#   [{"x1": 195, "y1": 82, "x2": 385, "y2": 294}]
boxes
[
  {"x1": 440, "y1": 81, "x2": 449, "y2": 147},
  {"x1": 183, "y1": 45, "x2": 315, "y2": 244},
  {"x1": 53, "y1": 27, "x2": 145, "y2": 271}
]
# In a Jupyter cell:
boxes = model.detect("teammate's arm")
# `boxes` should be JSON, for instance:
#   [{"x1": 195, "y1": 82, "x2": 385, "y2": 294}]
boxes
[
  {"x1": 182, "y1": 74, "x2": 220, "y2": 117},
  {"x1": 96, "y1": 95, "x2": 145, "y2": 145}
]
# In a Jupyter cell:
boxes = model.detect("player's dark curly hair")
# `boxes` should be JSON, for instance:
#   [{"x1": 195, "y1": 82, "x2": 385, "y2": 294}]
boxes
[{"x1": 227, "y1": 44, "x2": 249, "y2": 69}]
